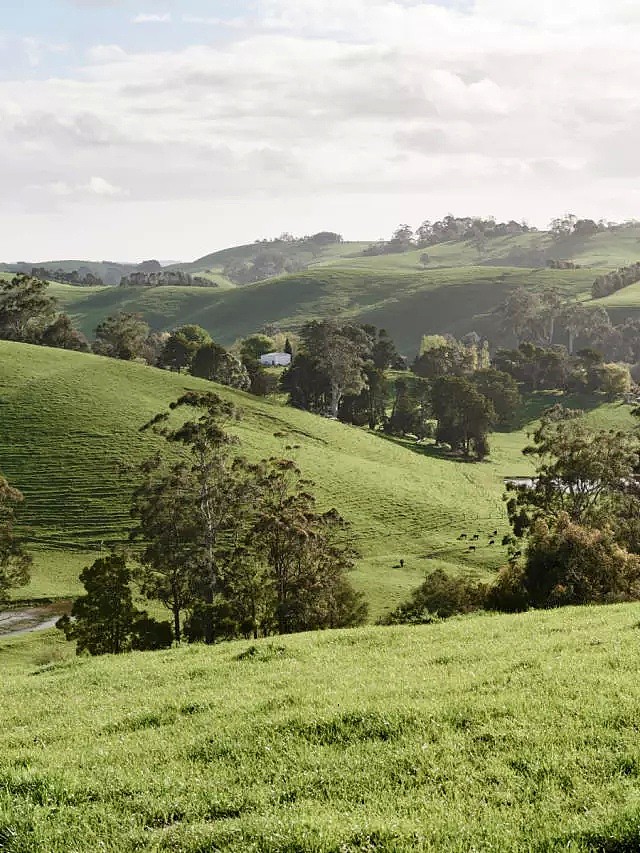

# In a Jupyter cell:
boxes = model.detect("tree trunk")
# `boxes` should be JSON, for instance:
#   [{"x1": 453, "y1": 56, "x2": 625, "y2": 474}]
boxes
[{"x1": 330, "y1": 384, "x2": 340, "y2": 418}]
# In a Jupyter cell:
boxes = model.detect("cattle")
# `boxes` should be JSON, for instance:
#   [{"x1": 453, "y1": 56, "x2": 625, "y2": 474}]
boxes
[
  {"x1": 468, "y1": 545, "x2": 476, "y2": 552},
  {"x1": 472, "y1": 534, "x2": 480, "y2": 541},
  {"x1": 458, "y1": 534, "x2": 467, "y2": 540},
  {"x1": 489, "y1": 540, "x2": 495, "y2": 546}
]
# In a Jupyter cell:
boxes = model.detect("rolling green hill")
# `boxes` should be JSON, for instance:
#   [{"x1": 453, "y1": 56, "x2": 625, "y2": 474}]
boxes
[
  {"x1": 0, "y1": 343, "x2": 632, "y2": 615},
  {"x1": 51, "y1": 265, "x2": 602, "y2": 358},
  {"x1": 0, "y1": 341, "x2": 526, "y2": 614},
  {"x1": 2, "y1": 604, "x2": 640, "y2": 851}
]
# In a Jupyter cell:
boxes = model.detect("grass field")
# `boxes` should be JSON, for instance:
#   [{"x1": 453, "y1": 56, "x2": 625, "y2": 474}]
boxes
[
  {"x1": 0, "y1": 342, "x2": 633, "y2": 618},
  {"x1": 2, "y1": 604, "x2": 640, "y2": 850}
]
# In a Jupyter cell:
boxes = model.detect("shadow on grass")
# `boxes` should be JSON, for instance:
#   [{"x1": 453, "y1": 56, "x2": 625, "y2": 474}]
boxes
[
  {"x1": 509, "y1": 391, "x2": 606, "y2": 431},
  {"x1": 373, "y1": 432, "x2": 480, "y2": 465}
]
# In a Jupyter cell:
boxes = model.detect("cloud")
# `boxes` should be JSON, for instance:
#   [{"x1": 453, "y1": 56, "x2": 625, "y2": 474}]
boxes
[
  {"x1": 3, "y1": 0, "x2": 640, "y2": 259},
  {"x1": 132, "y1": 12, "x2": 172, "y2": 24},
  {"x1": 85, "y1": 175, "x2": 127, "y2": 196}
]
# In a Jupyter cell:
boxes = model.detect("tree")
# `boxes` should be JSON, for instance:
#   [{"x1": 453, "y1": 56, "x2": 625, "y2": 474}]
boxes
[
  {"x1": 130, "y1": 458, "x2": 201, "y2": 643},
  {"x1": 431, "y1": 376, "x2": 496, "y2": 460},
  {"x1": 252, "y1": 459, "x2": 367, "y2": 634},
  {"x1": 499, "y1": 288, "x2": 544, "y2": 344},
  {"x1": 413, "y1": 338, "x2": 476, "y2": 380},
  {"x1": 93, "y1": 312, "x2": 150, "y2": 360},
  {"x1": 323, "y1": 331, "x2": 366, "y2": 417},
  {"x1": 524, "y1": 514, "x2": 640, "y2": 608},
  {"x1": 293, "y1": 321, "x2": 366, "y2": 417},
  {"x1": 0, "y1": 477, "x2": 31, "y2": 606},
  {"x1": 560, "y1": 302, "x2": 610, "y2": 355},
  {"x1": 57, "y1": 553, "x2": 143, "y2": 655},
  {"x1": 40, "y1": 314, "x2": 89, "y2": 351},
  {"x1": 191, "y1": 342, "x2": 250, "y2": 390},
  {"x1": 505, "y1": 407, "x2": 640, "y2": 538},
  {"x1": 471, "y1": 369, "x2": 521, "y2": 428},
  {"x1": 600, "y1": 363, "x2": 631, "y2": 399},
  {"x1": 159, "y1": 325, "x2": 211, "y2": 373},
  {"x1": 284, "y1": 337, "x2": 293, "y2": 356},
  {"x1": 381, "y1": 569, "x2": 486, "y2": 624},
  {"x1": 0, "y1": 275, "x2": 57, "y2": 342},
  {"x1": 239, "y1": 334, "x2": 274, "y2": 363},
  {"x1": 139, "y1": 392, "x2": 252, "y2": 644}
]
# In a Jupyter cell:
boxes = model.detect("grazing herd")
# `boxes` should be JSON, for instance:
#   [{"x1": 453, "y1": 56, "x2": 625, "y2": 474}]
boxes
[{"x1": 458, "y1": 529, "x2": 501, "y2": 553}]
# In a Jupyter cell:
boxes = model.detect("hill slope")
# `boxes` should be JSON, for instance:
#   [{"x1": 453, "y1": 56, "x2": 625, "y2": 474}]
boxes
[
  {"x1": 2, "y1": 605, "x2": 640, "y2": 851},
  {"x1": 0, "y1": 342, "x2": 532, "y2": 613},
  {"x1": 52, "y1": 265, "x2": 601, "y2": 357}
]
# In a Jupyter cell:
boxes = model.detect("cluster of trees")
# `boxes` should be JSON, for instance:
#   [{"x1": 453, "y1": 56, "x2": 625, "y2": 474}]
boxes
[
  {"x1": 498, "y1": 285, "x2": 640, "y2": 379},
  {"x1": 157, "y1": 324, "x2": 250, "y2": 391},
  {"x1": 58, "y1": 393, "x2": 366, "y2": 654},
  {"x1": 224, "y1": 232, "x2": 344, "y2": 285},
  {"x1": 591, "y1": 262, "x2": 640, "y2": 299},
  {"x1": 283, "y1": 323, "x2": 521, "y2": 460},
  {"x1": 363, "y1": 217, "x2": 530, "y2": 256},
  {"x1": 494, "y1": 344, "x2": 630, "y2": 397},
  {"x1": 0, "y1": 275, "x2": 88, "y2": 351},
  {"x1": 498, "y1": 287, "x2": 612, "y2": 353},
  {"x1": 30, "y1": 267, "x2": 103, "y2": 286},
  {"x1": 120, "y1": 271, "x2": 213, "y2": 288},
  {"x1": 0, "y1": 274, "x2": 293, "y2": 397},
  {"x1": 386, "y1": 405, "x2": 640, "y2": 623},
  {"x1": 282, "y1": 320, "x2": 400, "y2": 423},
  {"x1": 223, "y1": 250, "x2": 306, "y2": 285},
  {"x1": 547, "y1": 214, "x2": 640, "y2": 240}
]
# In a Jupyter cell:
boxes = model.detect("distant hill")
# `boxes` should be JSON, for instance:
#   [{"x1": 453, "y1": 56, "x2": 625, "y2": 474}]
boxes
[
  {"x1": 52, "y1": 265, "x2": 603, "y2": 357},
  {"x1": 8, "y1": 225, "x2": 640, "y2": 353}
]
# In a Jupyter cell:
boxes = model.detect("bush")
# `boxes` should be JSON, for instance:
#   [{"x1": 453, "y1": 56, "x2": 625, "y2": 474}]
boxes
[
  {"x1": 380, "y1": 569, "x2": 487, "y2": 625},
  {"x1": 524, "y1": 513, "x2": 640, "y2": 608},
  {"x1": 131, "y1": 616, "x2": 174, "y2": 651},
  {"x1": 486, "y1": 563, "x2": 529, "y2": 613}
]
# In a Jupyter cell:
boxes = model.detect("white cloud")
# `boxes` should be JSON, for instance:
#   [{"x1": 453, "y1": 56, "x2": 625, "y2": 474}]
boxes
[
  {"x1": 85, "y1": 176, "x2": 127, "y2": 196},
  {"x1": 132, "y1": 12, "x2": 171, "y2": 24}
]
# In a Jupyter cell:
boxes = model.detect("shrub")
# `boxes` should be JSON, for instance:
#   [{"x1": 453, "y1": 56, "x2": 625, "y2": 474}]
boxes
[
  {"x1": 486, "y1": 563, "x2": 529, "y2": 613},
  {"x1": 131, "y1": 616, "x2": 174, "y2": 651},
  {"x1": 524, "y1": 513, "x2": 640, "y2": 608},
  {"x1": 380, "y1": 569, "x2": 487, "y2": 625}
]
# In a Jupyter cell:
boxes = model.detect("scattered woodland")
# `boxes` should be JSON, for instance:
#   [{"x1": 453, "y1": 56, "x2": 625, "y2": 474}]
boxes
[{"x1": 5, "y1": 217, "x2": 640, "y2": 850}]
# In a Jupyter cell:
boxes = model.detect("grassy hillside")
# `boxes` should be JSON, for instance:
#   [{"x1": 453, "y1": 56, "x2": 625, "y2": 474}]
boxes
[
  {"x1": 0, "y1": 342, "x2": 532, "y2": 615},
  {"x1": 0, "y1": 343, "x2": 633, "y2": 615},
  {"x1": 2, "y1": 605, "x2": 640, "y2": 850},
  {"x1": 173, "y1": 239, "x2": 372, "y2": 275},
  {"x1": 51, "y1": 265, "x2": 601, "y2": 358}
]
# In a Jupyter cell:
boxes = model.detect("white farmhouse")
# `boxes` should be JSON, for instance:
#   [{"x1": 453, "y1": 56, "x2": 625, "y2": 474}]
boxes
[{"x1": 260, "y1": 352, "x2": 292, "y2": 367}]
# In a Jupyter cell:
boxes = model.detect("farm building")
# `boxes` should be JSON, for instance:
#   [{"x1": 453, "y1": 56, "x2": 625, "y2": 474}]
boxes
[{"x1": 260, "y1": 352, "x2": 292, "y2": 367}]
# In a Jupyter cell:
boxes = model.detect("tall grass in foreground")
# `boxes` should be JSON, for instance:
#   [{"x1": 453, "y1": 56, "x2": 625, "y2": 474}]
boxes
[{"x1": 1, "y1": 605, "x2": 640, "y2": 851}]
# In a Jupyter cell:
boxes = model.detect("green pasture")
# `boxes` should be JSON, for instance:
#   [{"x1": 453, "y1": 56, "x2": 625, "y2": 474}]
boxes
[{"x1": 2, "y1": 605, "x2": 640, "y2": 850}]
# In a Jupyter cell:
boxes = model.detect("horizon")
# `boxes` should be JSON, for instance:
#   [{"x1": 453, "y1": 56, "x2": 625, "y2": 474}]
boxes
[{"x1": 1, "y1": 0, "x2": 639, "y2": 260}]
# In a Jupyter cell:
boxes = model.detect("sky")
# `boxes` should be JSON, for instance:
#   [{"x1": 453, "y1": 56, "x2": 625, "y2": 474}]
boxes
[{"x1": 0, "y1": 0, "x2": 639, "y2": 261}]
